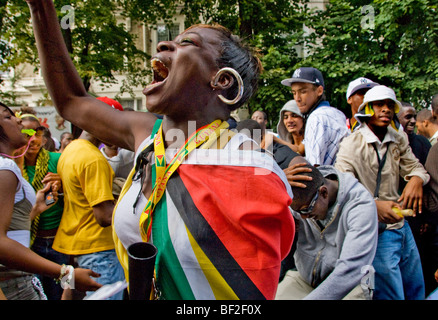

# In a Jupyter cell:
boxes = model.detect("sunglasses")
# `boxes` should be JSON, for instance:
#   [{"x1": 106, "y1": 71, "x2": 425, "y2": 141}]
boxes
[{"x1": 296, "y1": 187, "x2": 321, "y2": 216}]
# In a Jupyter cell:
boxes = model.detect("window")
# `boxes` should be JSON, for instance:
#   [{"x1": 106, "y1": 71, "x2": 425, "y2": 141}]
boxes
[
  {"x1": 156, "y1": 24, "x2": 180, "y2": 43},
  {"x1": 121, "y1": 98, "x2": 143, "y2": 111}
]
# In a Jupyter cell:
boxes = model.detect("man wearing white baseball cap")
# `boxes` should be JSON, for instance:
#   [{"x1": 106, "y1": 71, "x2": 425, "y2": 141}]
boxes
[
  {"x1": 281, "y1": 67, "x2": 349, "y2": 166},
  {"x1": 335, "y1": 85, "x2": 429, "y2": 300},
  {"x1": 346, "y1": 77, "x2": 379, "y2": 132}
]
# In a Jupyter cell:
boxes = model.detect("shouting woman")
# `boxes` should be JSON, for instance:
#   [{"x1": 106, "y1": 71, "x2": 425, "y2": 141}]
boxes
[{"x1": 27, "y1": 0, "x2": 295, "y2": 300}]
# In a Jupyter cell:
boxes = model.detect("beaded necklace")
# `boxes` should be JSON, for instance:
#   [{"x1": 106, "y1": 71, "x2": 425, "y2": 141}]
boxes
[{"x1": 22, "y1": 148, "x2": 50, "y2": 246}]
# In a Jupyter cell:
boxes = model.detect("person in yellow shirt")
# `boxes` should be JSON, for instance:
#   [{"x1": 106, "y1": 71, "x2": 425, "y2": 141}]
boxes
[{"x1": 54, "y1": 129, "x2": 124, "y2": 300}]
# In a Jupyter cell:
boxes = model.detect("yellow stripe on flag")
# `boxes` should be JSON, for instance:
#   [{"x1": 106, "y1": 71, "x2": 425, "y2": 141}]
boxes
[{"x1": 186, "y1": 227, "x2": 239, "y2": 300}]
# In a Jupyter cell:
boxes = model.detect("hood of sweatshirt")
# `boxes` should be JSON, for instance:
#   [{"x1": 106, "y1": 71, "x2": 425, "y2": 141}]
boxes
[{"x1": 276, "y1": 100, "x2": 303, "y2": 144}]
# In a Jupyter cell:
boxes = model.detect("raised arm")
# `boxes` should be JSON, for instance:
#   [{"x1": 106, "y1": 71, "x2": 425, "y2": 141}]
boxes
[{"x1": 26, "y1": 0, "x2": 156, "y2": 151}]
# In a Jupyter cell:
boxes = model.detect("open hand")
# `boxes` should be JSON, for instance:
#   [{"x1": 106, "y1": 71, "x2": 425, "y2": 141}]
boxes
[
  {"x1": 398, "y1": 176, "x2": 423, "y2": 215},
  {"x1": 283, "y1": 162, "x2": 312, "y2": 188},
  {"x1": 74, "y1": 268, "x2": 103, "y2": 292}
]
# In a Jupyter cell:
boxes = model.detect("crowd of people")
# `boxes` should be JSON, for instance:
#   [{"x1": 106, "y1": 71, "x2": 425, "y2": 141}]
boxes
[{"x1": 0, "y1": 0, "x2": 437, "y2": 301}]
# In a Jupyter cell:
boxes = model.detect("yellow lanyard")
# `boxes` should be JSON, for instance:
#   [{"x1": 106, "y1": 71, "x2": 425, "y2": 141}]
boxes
[{"x1": 139, "y1": 119, "x2": 229, "y2": 241}]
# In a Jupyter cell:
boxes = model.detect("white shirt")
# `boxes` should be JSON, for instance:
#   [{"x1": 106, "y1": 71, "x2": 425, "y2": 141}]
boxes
[
  {"x1": 101, "y1": 147, "x2": 135, "y2": 179},
  {"x1": 113, "y1": 133, "x2": 284, "y2": 251},
  {"x1": 304, "y1": 103, "x2": 350, "y2": 166},
  {"x1": 429, "y1": 130, "x2": 438, "y2": 146},
  {"x1": 0, "y1": 157, "x2": 36, "y2": 205},
  {"x1": 0, "y1": 157, "x2": 36, "y2": 247}
]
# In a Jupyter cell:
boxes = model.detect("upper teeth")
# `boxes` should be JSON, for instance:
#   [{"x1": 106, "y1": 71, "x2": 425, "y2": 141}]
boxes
[{"x1": 151, "y1": 58, "x2": 169, "y2": 80}]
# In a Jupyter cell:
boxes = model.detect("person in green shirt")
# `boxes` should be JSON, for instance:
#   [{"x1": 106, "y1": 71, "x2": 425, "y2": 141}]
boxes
[{"x1": 19, "y1": 114, "x2": 68, "y2": 300}]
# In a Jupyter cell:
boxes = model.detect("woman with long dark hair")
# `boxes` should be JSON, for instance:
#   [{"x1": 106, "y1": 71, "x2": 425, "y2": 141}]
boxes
[{"x1": 0, "y1": 102, "x2": 101, "y2": 299}]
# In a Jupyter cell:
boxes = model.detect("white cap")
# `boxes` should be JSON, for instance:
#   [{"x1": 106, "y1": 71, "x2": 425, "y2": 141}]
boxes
[
  {"x1": 357, "y1": 85, "x2": 402, "y2": 113},
  {"x1": 346, "y1": 77, "x2": 379, "y2": 99}
]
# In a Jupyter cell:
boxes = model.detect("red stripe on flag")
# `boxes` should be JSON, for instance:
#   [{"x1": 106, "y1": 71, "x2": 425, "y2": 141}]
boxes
[{"x1": 178, "y1": 164, "x2": 294, "y2": 299}]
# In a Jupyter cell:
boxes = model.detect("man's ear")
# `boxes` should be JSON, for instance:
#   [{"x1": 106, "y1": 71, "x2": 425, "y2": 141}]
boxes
[
  {"x1": 320, "y1": 185, "x2": 328, "y2": 200},
  {"x1": 316, "y1": 85, "x2": 324, "y2": 97}
]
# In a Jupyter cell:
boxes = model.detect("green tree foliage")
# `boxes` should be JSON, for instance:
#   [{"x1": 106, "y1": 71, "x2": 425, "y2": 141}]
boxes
[
  {"x1": 4, "y1": 0, "x2": 435, "y2": 125},
  {"x1": 1, "y1": 0, "x2": 149, "y2": 102},
  {"x1": 205, "y1": 0, "x2": 309, "y2": 128},
  {"x1": 303, "y1": 0, "x2": 438, "y2": 116}
]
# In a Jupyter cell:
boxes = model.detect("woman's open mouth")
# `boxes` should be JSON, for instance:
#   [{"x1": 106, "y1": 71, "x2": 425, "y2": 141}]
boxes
[
  {"x1": 143, "y1": 58, "x2": 169, "y2": 94},
  {"x1": 152, "y1": 58, "x2": 169, "y2": 83}
]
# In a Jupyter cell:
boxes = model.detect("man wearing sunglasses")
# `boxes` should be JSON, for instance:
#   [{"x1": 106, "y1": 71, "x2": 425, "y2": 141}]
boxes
[{"x1": 276, "y1": 156, "x2": 378, "y2": 300}]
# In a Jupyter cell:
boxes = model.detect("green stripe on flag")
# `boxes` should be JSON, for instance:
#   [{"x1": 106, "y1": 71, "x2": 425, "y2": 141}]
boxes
[{"x1": 152, "y1": 191, "x2": 196, "y2": 300}]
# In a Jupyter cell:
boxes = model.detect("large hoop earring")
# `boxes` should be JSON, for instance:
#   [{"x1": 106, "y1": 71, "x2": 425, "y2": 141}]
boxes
[{"x1": 211, "y1": 67, "x2": 244, "y2": 105}]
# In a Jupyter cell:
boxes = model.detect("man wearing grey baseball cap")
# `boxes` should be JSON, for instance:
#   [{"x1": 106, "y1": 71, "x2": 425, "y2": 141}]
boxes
[
  {"x1": 281, "y1": 67, "x2": 349, "y2": 166},
  {"x1": 346, "y1": 77, "x2": 379, "y2": 132}
]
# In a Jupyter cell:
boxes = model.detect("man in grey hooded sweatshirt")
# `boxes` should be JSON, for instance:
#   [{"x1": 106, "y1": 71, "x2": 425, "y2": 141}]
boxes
[{"x1": 276, "y1": 156, "x2": 378, "y2": 300}]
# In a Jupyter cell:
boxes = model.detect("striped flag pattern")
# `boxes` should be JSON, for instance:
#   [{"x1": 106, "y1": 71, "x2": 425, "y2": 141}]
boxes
[{"x1": 151, "y1": 159, "x2": 294, "y2": 300}]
